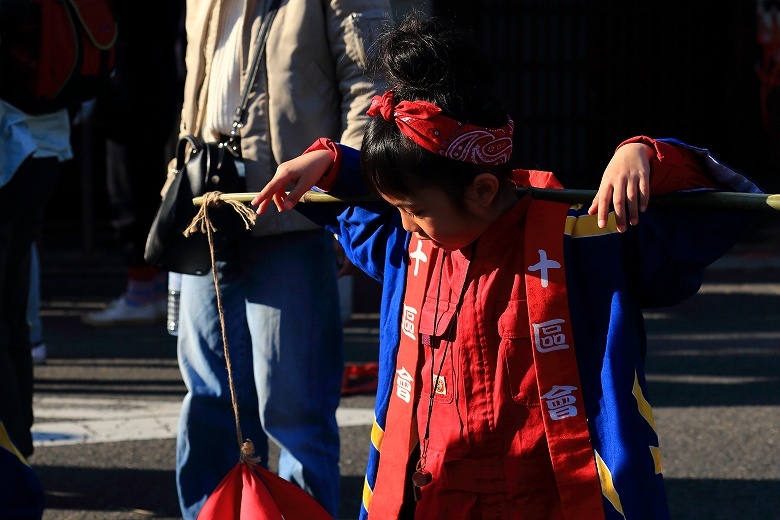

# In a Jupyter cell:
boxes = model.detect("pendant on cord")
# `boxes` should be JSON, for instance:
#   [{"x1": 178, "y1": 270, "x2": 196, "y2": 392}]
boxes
[{"x1": 412, "y1": 453, "x2": 432, "y2": 501}]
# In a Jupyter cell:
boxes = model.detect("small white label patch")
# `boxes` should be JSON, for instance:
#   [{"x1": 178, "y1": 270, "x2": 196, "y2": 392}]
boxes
[{"x1": 432, "y1": 374, "x2": 447, "y2": 396}]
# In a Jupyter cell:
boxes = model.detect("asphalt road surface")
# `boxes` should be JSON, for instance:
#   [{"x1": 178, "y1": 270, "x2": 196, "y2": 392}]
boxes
[{"x1": 27, "y1": 220, "x2": 780, "y2": 520}]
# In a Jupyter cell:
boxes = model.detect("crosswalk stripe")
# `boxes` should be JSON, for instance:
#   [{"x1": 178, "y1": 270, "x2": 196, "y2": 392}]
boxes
[{"x1": 32, "y1": 396, "x2": 373, "y2": 447}]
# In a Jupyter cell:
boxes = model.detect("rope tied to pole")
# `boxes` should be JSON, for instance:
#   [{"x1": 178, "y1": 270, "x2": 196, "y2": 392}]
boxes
[
  {"x1": 184, "y1": 191, "x2": 256, "y2": 238},
  {"x1": 183, "y1": 191, "x2": 259, "y2": 466}
]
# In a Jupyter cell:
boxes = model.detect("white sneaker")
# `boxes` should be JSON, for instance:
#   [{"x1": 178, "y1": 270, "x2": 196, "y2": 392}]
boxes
[
  {"x1": 81, "y1": 296, "x2": 166, "y2": 327},
  {"x1": 31, "y1": 342, "x2": 47, "y2": 365}
]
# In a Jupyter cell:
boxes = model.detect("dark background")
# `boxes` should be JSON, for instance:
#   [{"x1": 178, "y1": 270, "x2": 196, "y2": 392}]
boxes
[
  {"x1": 43, "y1": 1, "x2": 780, "y2": 250},
  {"x1": 433, "y1": 1, "x2": 774, "y2": 191}
]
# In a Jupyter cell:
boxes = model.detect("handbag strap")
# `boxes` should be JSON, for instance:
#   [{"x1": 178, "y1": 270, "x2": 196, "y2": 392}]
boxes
[
  {"x1": 230, "y1": 0, "x2": 282, "y2": 138},
  {"x1": 176, "y1": 134, "x2": 204, "y2": 169}
]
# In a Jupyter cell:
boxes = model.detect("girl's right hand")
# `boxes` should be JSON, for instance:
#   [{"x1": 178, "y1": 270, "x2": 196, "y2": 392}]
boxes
[
  {"x1": 587, "y1": 142, "x2": 652, "y2": 232},
  {"x1": 251, "y1": 149, "x2": 335, "y2": 214}
]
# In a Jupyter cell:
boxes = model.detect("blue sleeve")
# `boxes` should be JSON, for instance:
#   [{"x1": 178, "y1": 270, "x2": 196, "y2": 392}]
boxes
[
  {"x1": 295, "y1": 144, "x2": 407, "y2": 283},
  {"x1": 635, "y1": 139, "x2": 764, "y2": 307},
  {"x1": 568, "y1": 139, "x2": 765, "y2": 309}
]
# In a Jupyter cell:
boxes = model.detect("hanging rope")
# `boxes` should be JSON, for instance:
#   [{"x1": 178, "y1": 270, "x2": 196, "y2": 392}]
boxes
[{"x1": 184, "y1": 191, "x2": 260, "y2": 466}]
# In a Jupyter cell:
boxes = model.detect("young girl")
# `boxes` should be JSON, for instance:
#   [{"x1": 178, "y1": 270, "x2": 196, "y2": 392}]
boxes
[{"x1": 252, "y1": 16, "x2": 762, "y2": 520}]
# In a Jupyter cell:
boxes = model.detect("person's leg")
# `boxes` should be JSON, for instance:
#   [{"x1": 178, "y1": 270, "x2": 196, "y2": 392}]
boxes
[
  {"x1": 0, "y1": 157, "x2": 59, "y2": 456},
  {"x1": 82, "y1": 132, "x2": 170, "y2": 326},
  {"x1": 0, "y1": 224, "x2": 33, "y2": 457},
  {"x1": 175, "y1": 260, "x2": 266, "y2": 520},
  {"x1": 27, "y1": 243, "x2": 46, "y2": 365},
  {"x1": 27, "y1": 244, "x2": 41, "y2": 346},
  {"x1": 243, "y1": 231, "x2": 344, "y2": 517}
]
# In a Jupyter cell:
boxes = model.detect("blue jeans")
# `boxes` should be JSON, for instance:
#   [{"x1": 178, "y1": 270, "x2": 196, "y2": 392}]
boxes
[
  {"x1": 27, "y1": 243, "x2": 42, "y2": 346},
  {"x1": 176, "y1": 230, "x2": 344, "y2": 519}
]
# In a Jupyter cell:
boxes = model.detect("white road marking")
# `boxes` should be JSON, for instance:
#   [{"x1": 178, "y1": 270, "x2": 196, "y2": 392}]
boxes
[
  {"x1": 645, "y1": 374, "x2": 779, "y2": 385},
  {"x1": 696, "y1": 282, "x2": 780, "y2": 295},
  {"x1": 32, "y1": 396, "x2": 374, "y2": 447}
]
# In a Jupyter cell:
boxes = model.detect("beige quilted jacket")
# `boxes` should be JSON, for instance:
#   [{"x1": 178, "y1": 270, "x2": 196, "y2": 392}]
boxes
[{"x1": 179, "y1": 0, "x2": 390, "y2": 236}]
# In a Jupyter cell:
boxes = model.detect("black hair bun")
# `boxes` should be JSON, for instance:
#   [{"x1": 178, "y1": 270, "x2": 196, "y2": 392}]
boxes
[
  {"x1": 380, "y1": 16, "x2": 492, "y2": 93},
  {"x1": 376, "y1": 14, "x2": 506, "y2": 126}
]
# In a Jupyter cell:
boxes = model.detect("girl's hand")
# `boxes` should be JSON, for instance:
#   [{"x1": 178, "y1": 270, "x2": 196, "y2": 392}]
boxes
[
  {"x1": 588, "y1": 142, "x2": 653, "y2": 232},
  {"x1": 251, "y1": 150, "x2": 334, "y2": 214}
]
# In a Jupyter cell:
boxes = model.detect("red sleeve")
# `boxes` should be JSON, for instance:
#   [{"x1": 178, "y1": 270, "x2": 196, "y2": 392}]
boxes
[
  {"x1": 303, "y1": 137, "x2": 342, "y2": 192},
  {"x1": 513, "y1": 169, "x2": 565, "y2": 189},
  {"x1": 618, "y1": 135, "x2": 718, "y2": 194}
]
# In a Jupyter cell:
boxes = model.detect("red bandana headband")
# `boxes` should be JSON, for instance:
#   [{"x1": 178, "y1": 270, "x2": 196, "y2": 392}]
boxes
[{"x1": 367, "y1": 90, "x2": 514, "y2": 165}]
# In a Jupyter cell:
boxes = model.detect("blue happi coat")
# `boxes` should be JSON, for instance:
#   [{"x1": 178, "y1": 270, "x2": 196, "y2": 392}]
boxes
[{"x1": 296, "y1": 138, "x2": 763, "y2": 519}]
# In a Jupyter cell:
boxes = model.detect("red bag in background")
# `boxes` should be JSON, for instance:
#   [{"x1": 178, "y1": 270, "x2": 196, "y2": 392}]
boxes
[{"x1": 0, "y1": 0, "x2": 116, "y2": 114}]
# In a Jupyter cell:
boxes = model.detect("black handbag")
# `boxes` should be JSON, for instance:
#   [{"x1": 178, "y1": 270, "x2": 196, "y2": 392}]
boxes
[
  {"x1": 144, "y1": 135, "x2": 248, "y2": 274},
  {"x1": 143, "y1": 0, "x2": 281, "y2": 274}
]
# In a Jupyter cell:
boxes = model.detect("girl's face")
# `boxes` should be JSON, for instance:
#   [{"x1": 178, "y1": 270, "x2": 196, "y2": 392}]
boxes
[{"x1": 382, "y1": 186, "x2": 490, "y2": 251}]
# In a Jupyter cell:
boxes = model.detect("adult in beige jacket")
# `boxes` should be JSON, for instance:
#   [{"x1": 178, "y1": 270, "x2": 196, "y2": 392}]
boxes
[{"x1": 175, "y1": 0, "x2": 389, "y2": 518}]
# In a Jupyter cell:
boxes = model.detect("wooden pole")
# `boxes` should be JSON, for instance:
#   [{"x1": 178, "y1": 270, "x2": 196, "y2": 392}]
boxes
[{"x1": 193, "y1": 189, "x2": 780, "y2": 212}]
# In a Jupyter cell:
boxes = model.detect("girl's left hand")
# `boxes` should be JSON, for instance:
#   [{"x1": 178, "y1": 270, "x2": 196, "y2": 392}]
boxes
[{"x1": 588, "y1": 142, "x2": 654, "y2": 232}]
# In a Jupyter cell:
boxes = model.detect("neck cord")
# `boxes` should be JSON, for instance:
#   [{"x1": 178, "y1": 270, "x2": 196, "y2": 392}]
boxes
[{"x1": 414, "y1": 248, "x2": 473, "y2": 493}]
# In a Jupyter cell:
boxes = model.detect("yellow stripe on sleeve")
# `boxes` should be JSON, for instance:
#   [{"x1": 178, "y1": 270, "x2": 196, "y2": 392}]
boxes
[
  {"x1": 565, "y1": 212, "x2": 619, "y2": 238},
  {"x1": 371, "y1": 418, "x2": 384, "y2": 451},
  {"x1": 362, "y1": 476, "x2": 373, "y2": 512},
  {"x1": 0, "y1": 421, "x2": 28, "y2": 466},
  {"x1": 594, "y1": 449, "x2": 626, "y2": 517},
  {"x1": 632, "y1": 372, "x2": 657, "y2": 432},
  {"x1": 650, "y1": 446, "x2": 663, "y2": 474}
]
